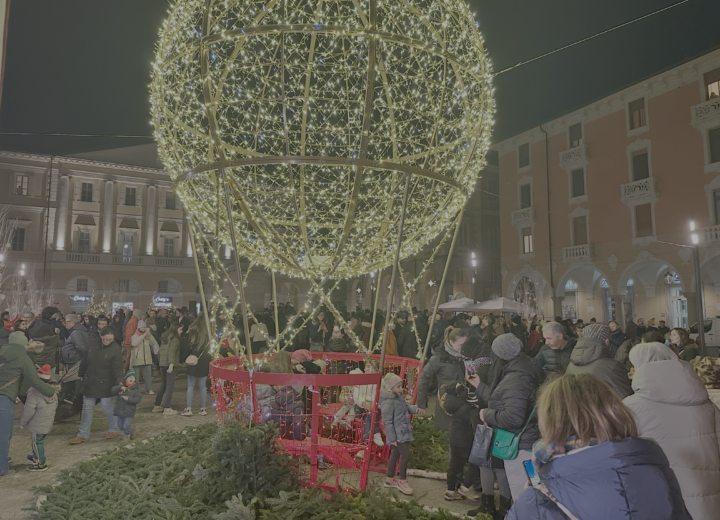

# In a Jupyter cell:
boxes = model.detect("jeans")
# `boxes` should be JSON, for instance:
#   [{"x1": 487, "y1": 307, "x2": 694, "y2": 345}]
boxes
[
  {"x1": 155, "y1": 367, "x2": 177, "y2": 408},
  {"x1": 387, "y1": 441, "x2": 410, "y2": 480},
  {"x1": 32, "y1": 433, "x2": 46, "y2": 465},
  {"x1": 447, "y1": 446, "x2": 479, "y2": 490},
  {"x1": 78, "y1": 396, "x2": 118, "y2": 438},
  {"x1": 135, "y1": 364, "x2": 152, "y2": 392},
  {"x1": 116, "y1": 416, "x2": 133, "y2": 436},
  {"x1": 0, "y1": 395, "x2": 13, "y2": 476},
  {"x1": 187, "y1": 375, "x2": 207, "y2": 409}
]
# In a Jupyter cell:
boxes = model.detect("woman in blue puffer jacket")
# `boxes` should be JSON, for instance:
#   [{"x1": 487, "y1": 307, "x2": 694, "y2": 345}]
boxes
[{"x1": 508, "y1": 373, "x2": 691, "y2": 520}]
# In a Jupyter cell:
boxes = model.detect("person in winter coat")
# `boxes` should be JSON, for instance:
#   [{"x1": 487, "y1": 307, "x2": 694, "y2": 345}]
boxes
[
  {"x1": 152, "y1": 320, "x2": 182, "y2": 415},
  {"x1": 507, "y1": 373, "x2": 691, "y2": 520},
  {"x1": 380, "y1": 372, "x2": 421, "y2": 496},
  {"x1": 309, "y1": 311, "x2": 328, "y2": 351},
  {"x1": 509, "y1": 316, "x2": 528, "y2": 349},
  {"x1": 417, "y1": 327, "x2": 468, "y2": 431},
  {"x1": 328, "y1": 325, "x2": 347, "y2": 352},
  {"x1": 441, "y1": 382, "x2": 482, "y2": 502},
  {"x1": 27, "y1": 323, "x2": 62, "y2": 370},
  {"x1": 183, "y1": 315, "x2": 212, "y2": 416},
  {"x1": 670, "y1": 327, "x2": 700, "y2": 362},
  {"x1": 111, "y1": 370, "x2": 143, "y2": 439},
  {"x1": 691, "y1": 355, "x2": 720, "y2": 409},
  {"x1": 396, "y1": 312, "x2": 419, "y2": 358},
  {"x1": 69, "y1": 325, "x2": 124, "y2": 445},
  {"x1": 467, "y1": 333, "x2": 545, "y2": 517},
  {"x1": 20, "y1": 364, "x2": 58, "y2": 471},
  {"x1": 607, "y1": 320, "x2": 626, "y2": 358},
  {"x1": 635, "y1": 318, "x2": 648, "y2": 337},
  {"x1": 60, "y1": 314, "x2": 88, "y2": 366},
  {"x1": 381, "y1": 323, "x2": 398, "y2": 357},
  {"x1": 427, "y1": 314, "x2": 449, "y2": 355},
  {"x1": 0, "y1": 327, "x2": 9, "y2": 348},
  {"x1": 124, "y1": 309, "x2": 141, "y2": 370},
  {"x1": 130, "y1": 320, "x2": 158, "y2": 394},
  {"x1": 534, "y1": 321, "x2": 576, "y2": 375},
  {"x1": 0, "y1": 332, "x2": 58, "y2": 477},
  {"x1": 623, "y1": 343, "x2": 720, "y2": 520},
  {"x1": 565, "y1": 324, "x2": 633, "y2": 399},
  {"x1": 625, "y1": 317, "x2": 638, "y2": 339}
]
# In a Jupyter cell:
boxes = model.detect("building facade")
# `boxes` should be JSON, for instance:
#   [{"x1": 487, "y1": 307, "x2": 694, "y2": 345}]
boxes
[
  {"x1": 494, "y1": 48, "x2": 720, "y2": 330},
  {"x1": 0, "y1": 147, "x2": 312, "y2": 315}
]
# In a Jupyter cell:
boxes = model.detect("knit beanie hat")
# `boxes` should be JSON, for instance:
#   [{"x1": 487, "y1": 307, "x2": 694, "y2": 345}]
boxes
[
  {"x1": 137, "y1": 320, "x2": 147, "y2": 329},
  {"x1": 470, "y1": 316, "x2": 480, "y2": 325},
  {"x1": 582, "y1": 323, "x2": 611, "y2": 343},
  {"x1": 332, "y1": 325, "x2": 342, "y2": 338},
  {"x1": 511, "y1": 315, "x2": 522, "y2": 325},
  {"x1": 124, "y1": 370, "x2": 137, "y2": 381},
  {"x1": 349, "y1": 368, "x2": 364, "y2": 375},
  {"x1": 382, "y1": 372, "x2": 403, "y2": 390},
  {"x1": 491, "y1": 333, "x2": 522, "y2": 361},
  {"x1": 37, "y1": 364, "x2": 52, "y2": 380},
  {"x1": 291, "y1": 349, "x2": 313, "y2": 363},
  {"x1": 9, "y1": 331, "x2": 28, "y2": 347}
]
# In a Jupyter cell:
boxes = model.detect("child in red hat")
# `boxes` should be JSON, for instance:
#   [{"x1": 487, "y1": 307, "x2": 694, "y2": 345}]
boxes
[{"x1": 19, "y1": 364, "x2": 58, "y2": 471}]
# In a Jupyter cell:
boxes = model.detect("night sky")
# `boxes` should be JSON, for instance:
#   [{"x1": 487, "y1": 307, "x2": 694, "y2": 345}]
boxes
[{"x1": 0, "y1": 0, "x2": 718, "y2": 156}]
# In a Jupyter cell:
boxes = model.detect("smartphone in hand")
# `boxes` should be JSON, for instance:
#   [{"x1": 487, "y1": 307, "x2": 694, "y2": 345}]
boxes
[{"x1": 523, "y1": 459, "x2": 541, "y2": 487}]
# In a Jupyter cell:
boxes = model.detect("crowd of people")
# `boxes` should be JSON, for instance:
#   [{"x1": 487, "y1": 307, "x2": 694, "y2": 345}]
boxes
[{"x1": 0, "y1": 305, "x2": 212, "y2": 476}]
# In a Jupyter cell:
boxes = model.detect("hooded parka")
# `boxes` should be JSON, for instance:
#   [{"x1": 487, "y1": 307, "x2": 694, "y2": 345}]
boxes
[
  {"x1": 566, "y1": 337, "x2": 633, "y2": 398},
  {"x1": 623, "y1": 358, "x2": 720, "y2": 520}
]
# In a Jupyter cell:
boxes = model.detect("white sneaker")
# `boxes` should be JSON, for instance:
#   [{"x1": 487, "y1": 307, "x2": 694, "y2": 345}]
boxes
[
  {"x1": 459, "y1": 485, "x2": 481, "y2": 501},
  {"x1": 163, "y1": 408, "x2": 178, "y2": 416},
  {"x1": 147, "y1": 390, "x2": 155, "y2": 395},
  {"x1": 181, "y1": 408, "x2": 192, "y2": 416},
  {"x1": 373, "y1": 433, "x2": 384, "y2": 447},
  {"x1": 198, "y1": 408, "x2": 208, "y2": 416}
]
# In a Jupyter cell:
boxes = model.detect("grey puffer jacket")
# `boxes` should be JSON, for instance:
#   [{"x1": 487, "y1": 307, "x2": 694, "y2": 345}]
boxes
[
  {"x1": 379, "y1": 388, "x2": 418, "y2": 444},
  {"x1": 61, "y1": 323, "x2": 88, "y2": 365},
  {"x1": 532, "y1": 338, "x2": 576, "y2": 374},
  {"x1": 19, "y1": 386, "x2": 58, "y2": 434},
  {"x1": 417, "y1": 348, "x2": 466, "y2": 431},
  {"x1": 476, "y1": 353, "x2": 545, "y2": 450},
  {"x1": 566, "y1": 337, "x2": 633, "y2": 398},
  {"x1": 111, "y1": 383, "x2": 142, "y2": 417}
]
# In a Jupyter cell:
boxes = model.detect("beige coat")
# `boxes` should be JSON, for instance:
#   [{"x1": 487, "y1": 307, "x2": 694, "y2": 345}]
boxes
[
  {"x1": 624, "y1": 359, "x2": 720, "y2": 520},
  {"x1": 131, "y1": 330, "x2": 158, "y2": 367}
]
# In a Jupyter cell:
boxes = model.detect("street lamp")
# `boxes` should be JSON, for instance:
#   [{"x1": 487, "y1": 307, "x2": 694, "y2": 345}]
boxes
[
  {"x1": 470, "y1": 252, "x2": 478, "y2": 303},
  {"x1": 690, "y1": 221, "x2": 706, "y2": 356}
]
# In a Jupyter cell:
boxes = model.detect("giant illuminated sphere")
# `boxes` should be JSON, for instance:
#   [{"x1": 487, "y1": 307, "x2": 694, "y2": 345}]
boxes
[{"x1": 151, "y1": 0, "x2": 494, "y2": 280}]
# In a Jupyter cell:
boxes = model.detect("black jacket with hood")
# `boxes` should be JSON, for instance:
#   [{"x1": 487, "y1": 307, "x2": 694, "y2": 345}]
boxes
[
  {"x1": 566, "y1": 337, "x2": 633, "y2": 398},
  {"x1": 532, "y1": 338, "x2": 577, "y2": 374}
]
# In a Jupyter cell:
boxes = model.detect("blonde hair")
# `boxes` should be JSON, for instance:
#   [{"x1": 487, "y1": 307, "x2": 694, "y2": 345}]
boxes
[
  {"x1": 265, "y1": 351, "x2": 293, "y2": 373},
  {"x1": 538, "y1": 373, "x2": 637, "y2": 452},
  {"x1": 443, "y1": 326, "x2": 467, "y2": 345}
]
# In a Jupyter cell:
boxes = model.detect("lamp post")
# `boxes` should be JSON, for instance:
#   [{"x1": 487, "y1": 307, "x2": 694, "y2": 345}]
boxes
[
  {"x1": 471, "y1": 251, "x2": 478, "y2": 303},
  {"x1": 690, "y1": 221, "x2": 706, "y2": 357}
]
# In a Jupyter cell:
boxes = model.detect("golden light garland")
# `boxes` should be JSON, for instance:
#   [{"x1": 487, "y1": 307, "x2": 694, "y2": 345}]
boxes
[{"x1": 150, "y1": 0, "x2": 495, "y2": 283}]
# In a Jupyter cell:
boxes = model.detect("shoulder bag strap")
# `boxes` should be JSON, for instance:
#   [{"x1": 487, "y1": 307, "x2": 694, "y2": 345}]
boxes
[
  {"x1": 536, "y1": 483, "x2": 580, "y2": 520},
  {"x1": 0, "y1": 363, "x2": 21, "y2": 393},
  {"x1": 519, "y1": 404, "x2": 537, "y2": 435}
]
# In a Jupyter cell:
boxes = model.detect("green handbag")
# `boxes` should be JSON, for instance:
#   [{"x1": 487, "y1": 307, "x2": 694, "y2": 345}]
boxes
[{"x1": 491, "y1": 405, "x2": 537, "y2": 460}]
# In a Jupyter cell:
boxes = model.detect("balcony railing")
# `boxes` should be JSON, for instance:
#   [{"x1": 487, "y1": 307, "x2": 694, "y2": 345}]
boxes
[
  {"x1": 155, "y1": 257, "x2": 187, "y2": 267},
  {"x1": 563, "y1": 244, "x2": 594, "y2": 263},
  {"x1": 559, "y1": 144, "x2": 589, "y2": 170},
  {"x1": 620, "y1": 177, "x2": 658, "y2": 205},
  {"x1": 704, "y1": 225, "x2": 720, "y2": 243},
  {"x1": 113, "y1": 255, "x2": 144, "y2": 265},
  {"x1": 65, "y1": 253, "x2": 100, "y2": 264},
  {"x1": 511, "y1": 206, "x2": 536, "y2": 228},
  {"x1": 690, "y1": 97, "x2": 720, "y2": 128}
]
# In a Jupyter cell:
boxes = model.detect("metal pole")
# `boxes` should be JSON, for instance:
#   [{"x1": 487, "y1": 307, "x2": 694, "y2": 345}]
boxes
[
  {"x1": 420, "y1": 208, "x2": 465, "y2": 367},
  {"x1": 186, "y1": 220, "x2": 213, "y2": 338},
  {"x1": 220, "y1": 169, "x2": 254, "y2": 363},
  {"x1": 271, "y1": 270, "x2": 280, "y2": 351},
  {"x1": 42, "y1": 156, "x2": 54, "y2": 285},
  {"x1": 694, "y1": 245, "x2": 706, "y2": 356},
  {"x1": 369, "y1": 269, "x2": 382, "y2": 351},
  {"x1": 379, "y1": 173, "x2": 412, "y2": 370}
]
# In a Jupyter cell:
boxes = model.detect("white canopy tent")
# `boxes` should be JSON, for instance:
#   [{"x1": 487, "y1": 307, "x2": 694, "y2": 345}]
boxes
[
  {"x1": 437, "y1": 297, "x2": 482, "y2": 312},
  {"x1": 475, "y1": 297, "x2": 528, "y2": 314}
]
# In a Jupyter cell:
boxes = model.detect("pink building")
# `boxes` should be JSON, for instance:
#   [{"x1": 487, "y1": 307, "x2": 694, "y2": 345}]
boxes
[{"x1": 494, "y1": 48, "x2": 720, "y2": 331}]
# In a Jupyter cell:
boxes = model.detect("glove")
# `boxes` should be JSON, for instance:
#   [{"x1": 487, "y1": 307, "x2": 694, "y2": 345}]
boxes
[{"x1": 167, "y1": 363, "x2": 174, "y2": 374}]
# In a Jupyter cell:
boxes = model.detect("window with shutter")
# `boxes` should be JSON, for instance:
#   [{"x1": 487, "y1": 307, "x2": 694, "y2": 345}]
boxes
[
  {"x1": 11, "y1": 228, "x2": 25, "y2": 251},
  {"x1": 164, "y1": 238, "x2": 175, "y2": 257},
  {"x1": 78, "y1": 232, "x2": 91, "y2": 253},
  {"x1": 571, "y1": 169, "x2": 585, "y2": 197},
  {"x1": 573, "y1": 216, "x2": 588, "y2": 245},
  {"x1": 710, "y1": 128, "x2": 720, "y2": 164},
  {"x1": 80, "y1": 182, "x2": 93, "y2": 202},
  {"x1": 118, "y1": 279, "x2": 131, "y2": 292},
  {"x1": 518, "y1": 143, "x2": 530, "y2": 168},
  {"x1": 632, "y1": 152, "x2": 650, "y2": 181},
  {"x1": 122, "y1": 235, "x2": 134, "y2": 258},
  {"x1": 76, "y1": 278, "x2": 88, "y2": 292},
  {"x1": 158, "y1": 280, "x2": 169, "y2": 293},
  {"x1": 635, "y1": 204, "x2": 653, "y2": 237},
  {"x1": 568, "y1": 123, "x2": 582, "y2": 148},
  {"x1": 629, "y1": 98, "x2": 646, "y2": 130},
  {"x1": 520, "y1": 184, "x2": 532, "y2": 208},
  {"x1": 15, "y1": 175, "x2": 29, "y2": 196},
  {"x1": 522, "y1": 227, "x2": 533, "y2": 254},
  {"x1": 125, "y1": 187, "x2": 137, "y2": 206},
  {"x1": 705, "y1": 68, "x2": 720, "y2": 100}
]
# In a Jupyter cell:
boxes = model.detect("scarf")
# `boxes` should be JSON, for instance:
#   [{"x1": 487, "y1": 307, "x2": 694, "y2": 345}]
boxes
[
  {"x1": 444, "y1": 341, "x2": 464, "y2": 360},
  {"x1": 533, "y1": 435, "x2": 600, "y2": 467}
]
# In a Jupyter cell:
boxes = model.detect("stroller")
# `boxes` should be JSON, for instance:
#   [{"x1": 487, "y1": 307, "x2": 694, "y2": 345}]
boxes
[{"x1": 54, "y1": 361, "x2": 83, "y2": 422}]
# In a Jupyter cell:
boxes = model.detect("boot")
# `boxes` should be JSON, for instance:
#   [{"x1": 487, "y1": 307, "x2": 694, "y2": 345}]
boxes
[
  {"x1": 467, "y1": 494, "x2": 495, "y2": 517},
  {"x1": 494, "y1": 495, "x2": 511, "y2": 520}
]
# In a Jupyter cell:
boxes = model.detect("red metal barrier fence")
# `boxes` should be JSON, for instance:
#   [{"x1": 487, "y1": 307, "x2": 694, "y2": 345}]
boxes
[{"x1": 210, "y1": 352, "x2": 423, "y2": 491}]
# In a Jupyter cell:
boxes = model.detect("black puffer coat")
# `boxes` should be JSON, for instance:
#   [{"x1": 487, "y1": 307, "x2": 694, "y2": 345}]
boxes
[
  {"x1": 532, "y1": 338, "x2": 577, "y2": 374},
  {"x1": 28, "y1": 334, "x2": 62, "y2": 369},
  {"x1": 418, "y1": 347, "x2": 466, "y2": 431},
  {"x1": 79, "y1": 327, "x2": 124, "y2": 398},
  {"x1": 477, "y1": 353, "x2": 545, "y2": 450},
  {"x1": 607, "y1": 328, "x2": 626, "y2": 358}
]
